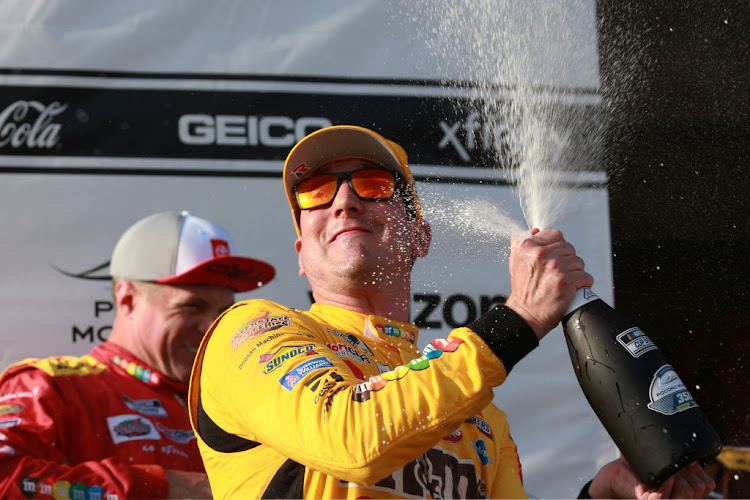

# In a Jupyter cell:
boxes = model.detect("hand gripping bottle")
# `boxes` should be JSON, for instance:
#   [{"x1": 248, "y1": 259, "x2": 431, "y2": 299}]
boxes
[{"x1": 562, "y1": 287, "x2": 722, "y2": 489}]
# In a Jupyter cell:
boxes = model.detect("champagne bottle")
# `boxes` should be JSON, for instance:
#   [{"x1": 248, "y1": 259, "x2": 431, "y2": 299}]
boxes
[{"x1": 562, "y1": 287, "x2": 722, "y2": 489}]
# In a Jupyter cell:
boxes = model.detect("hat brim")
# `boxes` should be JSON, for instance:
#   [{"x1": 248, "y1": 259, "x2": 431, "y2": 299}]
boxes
[{"x1": 156, "y1": 255, "x2": 276, "y2": 293}]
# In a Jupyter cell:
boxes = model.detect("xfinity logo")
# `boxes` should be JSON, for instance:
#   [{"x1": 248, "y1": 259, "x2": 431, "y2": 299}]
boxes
[
  {"x1": 438, "y1": 111, "x2": 573, "y2": 163},
  {"x1": 178, "y1": 114, "x2": 331, "y2": 147},
  {"x1": 438, "y1": 112, "x2": 510, "y2": 162},
  {"x1": 0, "y1": 100, "x2": 67, "y2": 149}
]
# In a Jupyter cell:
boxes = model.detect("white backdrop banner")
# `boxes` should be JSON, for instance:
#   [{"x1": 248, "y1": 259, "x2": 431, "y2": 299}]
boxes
[{"x1": 0, "y1": 1, "x2": 619, "y2": 497}]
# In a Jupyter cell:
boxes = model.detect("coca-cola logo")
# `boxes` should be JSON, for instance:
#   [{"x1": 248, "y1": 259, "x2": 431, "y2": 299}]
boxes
[{"x1": 0, "y1": 100, "x2": 67, "y2": 149}]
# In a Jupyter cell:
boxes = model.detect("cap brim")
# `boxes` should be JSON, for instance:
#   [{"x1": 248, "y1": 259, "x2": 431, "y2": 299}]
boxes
[{"x1": 156, "y1": 255, "x2": 276, "y2": 293}]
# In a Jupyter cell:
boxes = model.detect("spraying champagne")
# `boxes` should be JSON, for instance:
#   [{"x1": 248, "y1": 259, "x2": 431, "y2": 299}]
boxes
[{"x1": 562, "y1": 287, "x2": 722, "y2": 489}]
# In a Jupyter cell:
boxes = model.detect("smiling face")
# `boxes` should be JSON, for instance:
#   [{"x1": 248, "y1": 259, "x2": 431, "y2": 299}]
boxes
[
  {"x1": 294, "y1": 158, "x2": 430, "y2": 301},
  {"x1": 113, "y1": 280, "x2": 235, "y2": 384}
]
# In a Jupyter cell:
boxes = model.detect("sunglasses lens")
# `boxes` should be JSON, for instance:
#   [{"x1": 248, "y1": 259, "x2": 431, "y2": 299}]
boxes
[
  {"x1": 351, "y1": 170, "x2": 396, "y2": 199},
  {"x1": 296, "y1": 169, "x2": 398, "y2": 210},
  {"x1": 297, "y1": 174, "x2": 338, "y2": 209}
]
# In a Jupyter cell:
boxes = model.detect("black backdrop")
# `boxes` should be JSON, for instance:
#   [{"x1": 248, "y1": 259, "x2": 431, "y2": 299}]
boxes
[{"x1": 597, "y1": 1, "x2": 750, "y2": 494}]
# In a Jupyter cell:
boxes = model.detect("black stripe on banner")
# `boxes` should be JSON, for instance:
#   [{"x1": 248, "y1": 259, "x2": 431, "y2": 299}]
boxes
[{"x1": 0, "y1": 67, "x2": 599, "y2": 96}]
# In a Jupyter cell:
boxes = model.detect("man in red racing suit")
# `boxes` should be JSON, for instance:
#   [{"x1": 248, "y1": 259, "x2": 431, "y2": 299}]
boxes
[
  {"x1": 0, "y1": 342, "x2": 204, "y2": 499},
  {"x1": 0, "y1": 211, "x2": 275, "y2": 499}
]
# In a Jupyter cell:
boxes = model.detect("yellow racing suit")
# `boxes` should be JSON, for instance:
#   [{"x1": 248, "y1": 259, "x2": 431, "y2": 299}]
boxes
[{"x1": 189, "y1": 299, "x2": 539, "y2": 499}]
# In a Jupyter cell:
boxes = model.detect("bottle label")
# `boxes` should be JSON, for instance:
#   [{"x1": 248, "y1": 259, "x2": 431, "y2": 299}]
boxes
[
  {"x1": 564, "y1": 287, "x2": 601, "y2": 316},
  {"x1": 616, "y1": 327, "x2": 658, "y2": 358},
  {"x1": 647, "y1": 365, "x2": 698, "y2": 415}
]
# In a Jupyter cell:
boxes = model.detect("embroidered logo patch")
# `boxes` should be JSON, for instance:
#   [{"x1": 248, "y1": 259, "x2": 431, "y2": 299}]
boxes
[
  {"x1": 260, "y1": 344, "x2": 317, "y2": 374},
  {"x1": 278, "y1": 357, "x2": 335, "y2": 392},
  {"x1": 123, "y1": 394, "x2": 168, "y2": 418},
  {"x1": 472, "y1": 439, "x2": 492, "y2": 465},
  {"x1": 155, "y1": 423, "x2": 196, "y2": 444},
  {"x1": 0, "y1": 405, "x2": 23, "y2": 417},
  {"x1": 469, "y1": 414, "x2": 492, "y2": 439},
  {"x1": 231, "y1": 312, "x2": 292, "y2": 350},
  {"x1": 107, "y1": 414, "x2": 160, "y2": 444}
]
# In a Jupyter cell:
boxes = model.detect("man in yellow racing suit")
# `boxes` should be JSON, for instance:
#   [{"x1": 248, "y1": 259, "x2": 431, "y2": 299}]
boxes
[
  {"x1": 191, "y1": 294, "x2": 534, "y2": 498},
  {"x1": 189, "y1": 125, "x2": 716, "y2": 499}
]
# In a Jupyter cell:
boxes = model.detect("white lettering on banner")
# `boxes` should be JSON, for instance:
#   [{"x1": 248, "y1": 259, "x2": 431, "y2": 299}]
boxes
[
  {"x1": 178, "y1": 114, "x2": 331, "y2": 146},
  {"x1": 0, "y1": 100, "x2": 67, "y2": 149},
  {"x1": 438, "y1": 112, "x2": 573, "y2": 163},
  {"x1": 438, "y1": 112, "x2": 513, "y2": 162}
]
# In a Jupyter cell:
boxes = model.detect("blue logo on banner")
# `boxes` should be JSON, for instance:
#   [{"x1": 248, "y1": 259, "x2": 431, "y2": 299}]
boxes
[{"x1": 279, "y1": 357, "x2": 335, "y2": 391}]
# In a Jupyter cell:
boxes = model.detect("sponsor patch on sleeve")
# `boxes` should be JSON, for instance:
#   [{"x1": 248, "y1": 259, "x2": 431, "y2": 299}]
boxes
[
  {"x1": 469, "y1": 414, "x2": 492, "y2": 439},
  {"x1": 260, "y1": 344, "x2": 318, "y2": 374},
  {"x1": 231, "y1": 312, "x2": 292, "y2": 350},
  {"x1": 278, "y1": 357, "x2": 335, "y2": 391},
  {"x1": 0, "y1": 419, "x2": 21, "y2": 429},
  {"x1": 0, "y1": 405, "x2": 23, "y2": 417}
]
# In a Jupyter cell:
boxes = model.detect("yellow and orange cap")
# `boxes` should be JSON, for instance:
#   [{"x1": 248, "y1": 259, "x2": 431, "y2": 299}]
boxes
[{"x1": 283, "y1": 125, "x2": 422, "y2": 236}]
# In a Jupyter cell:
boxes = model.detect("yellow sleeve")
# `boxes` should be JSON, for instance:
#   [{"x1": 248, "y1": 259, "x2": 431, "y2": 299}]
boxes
[
  {"x1": 197, "y1": 299, "x2": 534, "y2": 487},
  {"x1": 485, "y1": 405, "x2": 528, "y2": 499}
]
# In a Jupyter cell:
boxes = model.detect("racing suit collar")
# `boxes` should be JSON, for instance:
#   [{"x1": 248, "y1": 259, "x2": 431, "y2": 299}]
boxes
[
  {"x1": 92, "y1": 341, "x2": 190, "y2": 393},
  {"x1": 308, "y1": 303, "x2": 419, "y2": 349}
]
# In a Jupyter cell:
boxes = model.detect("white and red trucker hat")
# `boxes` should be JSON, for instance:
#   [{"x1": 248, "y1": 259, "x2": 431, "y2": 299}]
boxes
[{"x1": 109, "y1": 211, "x2": 275, "y2": 292}]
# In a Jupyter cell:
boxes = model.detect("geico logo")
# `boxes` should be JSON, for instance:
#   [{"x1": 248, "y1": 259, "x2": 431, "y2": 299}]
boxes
[{"x1": 178, "y1": 114, "x2": 332, "y2": 146}]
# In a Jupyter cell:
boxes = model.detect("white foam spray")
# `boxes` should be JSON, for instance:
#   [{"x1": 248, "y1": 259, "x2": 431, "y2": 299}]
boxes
[{"x1": 390, "y1": 0, "x2": 602, "y2": 246}]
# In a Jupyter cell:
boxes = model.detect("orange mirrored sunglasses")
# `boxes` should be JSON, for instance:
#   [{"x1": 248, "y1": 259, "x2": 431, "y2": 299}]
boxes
[{"x1": 295, "y1": 168, "x2": 402, "y2": 210}]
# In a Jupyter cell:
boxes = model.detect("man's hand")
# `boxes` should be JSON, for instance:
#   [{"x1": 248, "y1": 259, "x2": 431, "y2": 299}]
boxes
[
  {"x1": 589, "y1": 456, "x2": 716, "y2": 499},
  {"x1": 165, "y1": 470, "x2": 212, "y2": 499},
  {"x1": 504, "y1": 229, "x2": 593, "y2": 340}
]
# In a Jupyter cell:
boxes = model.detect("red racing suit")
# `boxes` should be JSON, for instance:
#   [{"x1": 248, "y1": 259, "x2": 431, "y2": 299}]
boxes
[
  {"x1": 189, "y1": 300, "x2": 539, "y2": 499},
  {"x1": 0, "y1": 341, "x2": 204, "y2": 499}
]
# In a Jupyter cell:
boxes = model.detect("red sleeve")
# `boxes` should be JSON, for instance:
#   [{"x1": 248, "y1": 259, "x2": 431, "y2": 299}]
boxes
[{"x1": 0, "y1": 364, "x2": 169, "y2": 499}]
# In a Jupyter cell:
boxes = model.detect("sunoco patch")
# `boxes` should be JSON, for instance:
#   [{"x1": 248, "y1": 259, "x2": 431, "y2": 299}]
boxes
[
  {"x1": 616, "y1": 327, "x2": 657, "y2": 358},
  {"x1": 260, "y1": 344, "x2": 317, "y2": 374},
  {"x1": 647, "y1": 364, "x2": 698, "y2": 415}
]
